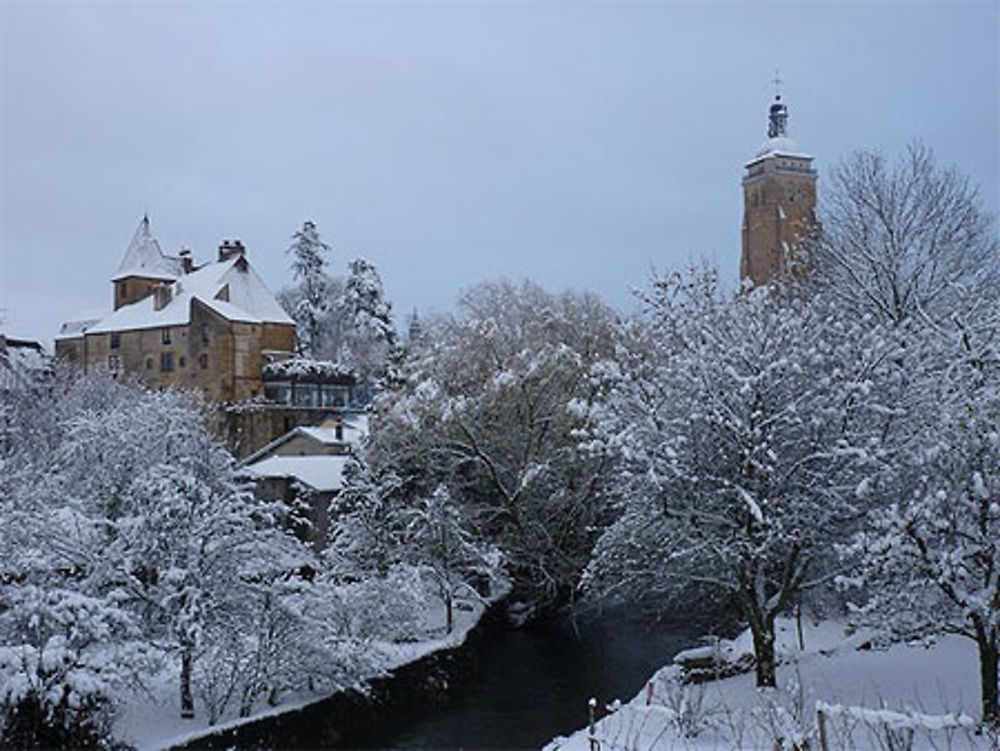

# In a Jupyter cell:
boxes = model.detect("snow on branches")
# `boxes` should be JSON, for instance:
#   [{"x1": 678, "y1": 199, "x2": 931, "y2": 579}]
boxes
[
  {"x1": 0, "y1": 371, "x2": 416, "y2": 741},
  {"x1": 584, "y1": 270, "x2": 900, "y2": 688},
  {"x1": 365, "y1": 280, "x2": 619, "y2": 607},
  {"x1": 842, "y1": 305, "x2": 1000, "y2": 724}
]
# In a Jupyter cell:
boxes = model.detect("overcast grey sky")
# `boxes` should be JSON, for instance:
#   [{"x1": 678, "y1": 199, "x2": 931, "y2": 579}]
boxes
[{"x1": 2, "y1": 0, "x2": 997, "y2": 345}]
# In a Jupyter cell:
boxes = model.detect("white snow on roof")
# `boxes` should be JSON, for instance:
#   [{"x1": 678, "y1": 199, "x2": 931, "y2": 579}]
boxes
[
  {"x1": 752, "y1": 136, "x2": 812, "y2": 160},
  {"x1": 88, "y1": 256, "x2": 294, "y2": 335},
  {"x1": 55, "y1": 308, "x2": 108, "y2": 339},
  {"x1": 243, "y1": 455, "x2": 349, "y2": 492},
  {"x1": 300, "y1": 417, "x2": 368, "y2": 447},
  {"x1": 113, "y1": 217, "x2": 184, "y2": 281},
  {"x1": 298, "y1": 426, "x2": 344, "y2": 444}
]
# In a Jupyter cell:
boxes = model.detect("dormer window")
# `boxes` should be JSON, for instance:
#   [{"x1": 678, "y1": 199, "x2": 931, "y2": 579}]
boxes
[{"x1": 162, "y1": 328, "x2": 172, "y2": 345}]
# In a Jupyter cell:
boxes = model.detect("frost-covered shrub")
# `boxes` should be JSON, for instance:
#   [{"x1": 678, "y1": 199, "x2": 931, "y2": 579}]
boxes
[
  {"x1": 335, "y1": 565, "x2": 428, "y2": 642},
  {"x1": 0, "y1": 586, "x2": 139, "y2": 749},
  {"x1": 657, "y1": 680, "x2": 716, "y2": 738}
]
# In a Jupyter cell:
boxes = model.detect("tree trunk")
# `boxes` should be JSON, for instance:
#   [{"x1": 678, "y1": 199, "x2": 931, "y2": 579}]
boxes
[
  {"x1": 750, "y1": 620, "x2": 777, "y2": 688},
  {"x1": 975, "y1": 622, "x2": 998, "y2": 726},
  {"x1": 738, "y1": 568, "x2": 779, "y2": 688},
  {"x1": 445, "y1": 592, "x2": 454, "y2": 634},
  {"x1": 180, "y1": 645, "x2": 195, "y2": 719}
]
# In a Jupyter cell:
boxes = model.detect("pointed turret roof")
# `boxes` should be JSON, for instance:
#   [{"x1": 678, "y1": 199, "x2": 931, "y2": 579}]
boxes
[
  {"x1": 89, "y1": 253, "x2": 294, "y2": 334},
  {"x1": 113, "y1": 215, "x2": 184, "y2": 281}
]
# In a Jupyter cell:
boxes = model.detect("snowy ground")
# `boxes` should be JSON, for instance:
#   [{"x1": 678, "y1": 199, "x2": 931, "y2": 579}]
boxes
[
  {"x1": 116, "y1": 589, "x2": 504, "y2": 751},
  {"x1": 545, "y1": 619, "x2": 996, "y2": 751}
]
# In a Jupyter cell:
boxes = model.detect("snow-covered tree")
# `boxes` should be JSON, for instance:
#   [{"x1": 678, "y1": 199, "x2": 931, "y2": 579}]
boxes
[
  {"x1": 583, "y1": 270, "x2": 897, "y2": 687},
  {"x1": 0, "y1": 371, "x2": 386, "y2": 731},
  {"x1": 843, "y1": 309, "x2": 1000, "y2": 725},
  {"x1": 335, "y1": 256, "x2": 398, "y2": 384},
  {"x1": 286, "y1": 220, "x2": 333, "y2": 356},
  {"x1": 279, "y1": 246, "x2": 398, "y2": 387},
  {"x1": 811, "y1": 143, "x2": 999, "y2": 326},
  {"x1": 366, "y1": 280, "x2": 619, "y2": 608},
  {"x1": 326, "y1": 456, "x2": 409, "y2": 579},
  {"x1": 403, "y1": 485, "x2": 498, "y2": 633}
]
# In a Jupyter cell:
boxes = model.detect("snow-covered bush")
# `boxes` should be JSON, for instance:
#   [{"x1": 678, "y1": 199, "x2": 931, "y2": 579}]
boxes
[
  {"x1": 404, "y1": 485, "x2": 498, "y2": 634},
  {"x1": 332, "y1": 565, "x2": 428, "y2": 643},
  {"x1": 0, "y1": 586, "x2": 142, "y2": 749}
]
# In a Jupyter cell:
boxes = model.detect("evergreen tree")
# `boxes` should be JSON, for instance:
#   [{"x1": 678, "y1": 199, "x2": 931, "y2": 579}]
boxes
[
  {"x1": 336, "y1": 256, "x2": 398, "y2": 383},
  {"x1": 286, "y1": 221, "x2": 333, "y2": 356}
]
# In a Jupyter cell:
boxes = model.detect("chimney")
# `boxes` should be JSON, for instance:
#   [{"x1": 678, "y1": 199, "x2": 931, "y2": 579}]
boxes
[
  {"x1": 179, "y1": 248, "x2": 194, "y2": 274},
  {"x1": 153, "y1": 283, "x2": 173, "y2": 311},
  {"x1": 218, "y1": 238, "x2": 247, "y2": 262}
]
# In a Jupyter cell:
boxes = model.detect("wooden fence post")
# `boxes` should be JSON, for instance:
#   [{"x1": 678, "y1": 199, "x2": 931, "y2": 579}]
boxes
[
  {"x1": 588, "y1": 697, "x2": 599, "y2": 751},
  {"x1": 817, "y1": 707, "x2": 828, "y2": 751}
]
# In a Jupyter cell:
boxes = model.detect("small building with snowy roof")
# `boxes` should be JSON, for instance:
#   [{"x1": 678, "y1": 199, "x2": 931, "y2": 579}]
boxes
[
  {"x1": 239, "y1": 415, "x2": 368, "y2": 549},
  {"x1": 55, "y1": 217, "x2": 296, "y2": 403},
  {"x1": 241, "y1": 413, "x2": 369, "y2": 464}
]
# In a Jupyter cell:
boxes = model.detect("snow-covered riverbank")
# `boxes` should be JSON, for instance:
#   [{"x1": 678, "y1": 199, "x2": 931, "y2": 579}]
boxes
[
  {"x1": 546, "y1": 618, "x2": 995, "y2": 750},
  {"x1": 117, "y1": 587, "x2": 505, "y2": 751}
]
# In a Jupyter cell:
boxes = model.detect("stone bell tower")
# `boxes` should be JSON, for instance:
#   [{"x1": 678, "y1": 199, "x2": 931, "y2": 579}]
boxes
[{"x1": 740, "y1": 87, "x2": 817, "y2": 286}]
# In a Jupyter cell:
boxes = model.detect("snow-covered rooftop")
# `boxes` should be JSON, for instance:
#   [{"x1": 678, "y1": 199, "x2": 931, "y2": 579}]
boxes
[
  {"x1": 750, "y1": 136, "x2": 812, "y2": 161},
  {"x1": 55, "y1": 308, "x2": 108, "y2": 340},
  {"x1": 300, "y1": 415, "x2": 368, "y2": 446},
  {"x1": 113, "y1": 216, "x2": 185, "y2": 281},
  {"x1": 241, "y1": 415, "x2": 369, "y2": 465},
  {"x1": 88, "y1": 255, "x2": 294, "y2": 335},
  {"x1": 242, "y1": 455, "x2": 350, "y2": 492},
  {"x1": 263, "y1": 358, "x2": 356, "y2": 380}
]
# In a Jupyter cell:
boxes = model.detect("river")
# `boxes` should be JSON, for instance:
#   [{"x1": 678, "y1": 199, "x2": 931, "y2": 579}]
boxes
[
  {"x1": 172, "y1": 607, "x2": 699, "y2": 751},
  {"x1": 373, "y1": 611, "x2": 697, "y2": 749}
]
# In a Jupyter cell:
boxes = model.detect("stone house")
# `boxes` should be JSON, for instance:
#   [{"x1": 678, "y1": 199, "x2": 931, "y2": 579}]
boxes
[{"x1": 55, "y1": 217, "x2": 296, "y2": 403}]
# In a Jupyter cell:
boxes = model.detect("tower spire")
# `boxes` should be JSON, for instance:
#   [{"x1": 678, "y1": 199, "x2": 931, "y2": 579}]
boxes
[
  {"x1": 767, "y1": 73, "x2": 788, "y2": 139},
  {"x1": 741, "y1": 78, "x2": 817, "y2": 288}
]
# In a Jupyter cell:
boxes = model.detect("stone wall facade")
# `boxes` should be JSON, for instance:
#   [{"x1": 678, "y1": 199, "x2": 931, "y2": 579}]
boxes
[
  {"x1": 56, "y1": 300, "x2": 295, "y2": 404},
  {"x1": 741, "y1": 154, "x2": 817, "y2": 286}
]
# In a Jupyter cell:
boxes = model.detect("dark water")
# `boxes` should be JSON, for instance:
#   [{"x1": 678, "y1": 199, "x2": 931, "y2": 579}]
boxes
[{"x1": 374, "y1": 614, "x2": 696, "y2": 750}]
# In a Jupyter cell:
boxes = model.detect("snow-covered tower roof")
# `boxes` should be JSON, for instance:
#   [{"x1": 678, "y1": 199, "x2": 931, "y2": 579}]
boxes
[
  {"x1": 88, "y1": 251, "x2": 295, "y2": 334},
  {"x1": 747, "y1": 80, "x2": 813, "y2": 165},
  {"x1": 113, "y1": 215, "x2": 184, "y2": 281}
]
